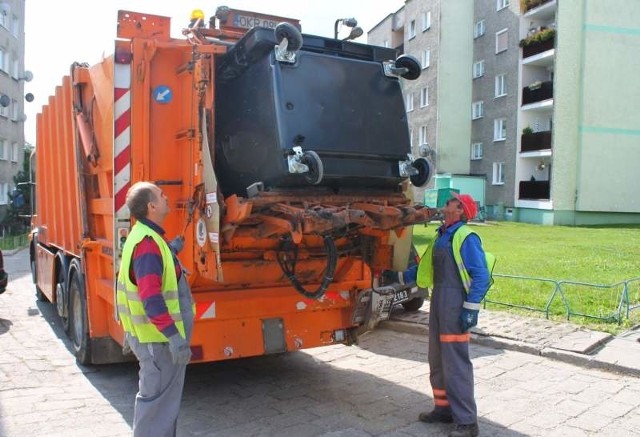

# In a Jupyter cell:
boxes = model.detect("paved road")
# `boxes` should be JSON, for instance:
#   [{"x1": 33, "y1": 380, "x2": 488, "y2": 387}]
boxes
[{"x1": 1, "y1": 250, "x2": 640, "y2": 436}]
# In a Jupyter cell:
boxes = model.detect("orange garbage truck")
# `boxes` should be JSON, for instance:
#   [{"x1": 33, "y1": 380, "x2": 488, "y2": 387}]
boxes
[{"x1": 30, "y1": 8, "x2": 436, "y2": 364}]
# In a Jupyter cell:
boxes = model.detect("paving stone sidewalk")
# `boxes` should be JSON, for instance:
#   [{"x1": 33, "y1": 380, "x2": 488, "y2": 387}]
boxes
[{"x1": 384, "y1": 306, "x2": 640, "y2": 377}]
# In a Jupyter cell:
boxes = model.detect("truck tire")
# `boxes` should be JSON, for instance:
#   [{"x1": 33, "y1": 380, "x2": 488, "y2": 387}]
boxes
[
  {"x1": 56, "y1": 266, "x2": 70, "y2": 333},
  {"x1": 402, "y1": 297, "x2": 425, "y2": 312},
  {"x1": 68, "y1": 260, "x2": 92, "y2": 365}
]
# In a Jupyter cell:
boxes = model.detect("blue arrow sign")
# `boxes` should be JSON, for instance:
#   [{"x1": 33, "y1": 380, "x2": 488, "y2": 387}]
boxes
[{"x1": 153, "y1": 85, "x2": 173, "y2": 104}]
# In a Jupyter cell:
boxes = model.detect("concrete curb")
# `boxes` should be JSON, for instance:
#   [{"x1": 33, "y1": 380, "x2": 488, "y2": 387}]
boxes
[
  {"x1": 380, "y1": 320, "x2": 640, "y2": 378},
  {"x1": 540, "y1": 347, "x2": 640, "y2": 377}
]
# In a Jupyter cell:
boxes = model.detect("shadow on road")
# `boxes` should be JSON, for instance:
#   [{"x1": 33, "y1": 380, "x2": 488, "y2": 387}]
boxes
[
  {"x1": 22, "y1": 246, "x2": 523, "y2": 436},
  {"x1": 0, "y1": 318, "x2": 12, "y2": 335}
]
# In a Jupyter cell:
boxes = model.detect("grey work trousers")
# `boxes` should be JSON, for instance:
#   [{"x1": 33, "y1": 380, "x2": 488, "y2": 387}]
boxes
[
  {"x1": 128, "y1": 274, "x2": 194, "y2": 437},
  {"x1": 428, "y1": 242, "x2": 477, "y2": 425}
]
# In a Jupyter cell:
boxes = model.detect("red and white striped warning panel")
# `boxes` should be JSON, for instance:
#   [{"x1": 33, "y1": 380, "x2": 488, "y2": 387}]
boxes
[
  {"x1": 114, "y1": 62, "x2": 131, "y2": 219},
  {"x1": 195, "y1": 302, "x2": 216, "y2": 320}
]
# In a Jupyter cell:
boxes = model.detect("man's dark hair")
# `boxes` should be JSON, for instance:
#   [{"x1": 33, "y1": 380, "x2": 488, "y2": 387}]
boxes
[{"x1": 126, "y1": 182, "x2": 158, "y2": 220}]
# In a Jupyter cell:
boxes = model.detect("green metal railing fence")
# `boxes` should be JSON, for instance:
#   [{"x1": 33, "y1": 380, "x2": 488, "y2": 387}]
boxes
[{"x1": 485, "y1": 274, "x2": 640, "y2": 324}]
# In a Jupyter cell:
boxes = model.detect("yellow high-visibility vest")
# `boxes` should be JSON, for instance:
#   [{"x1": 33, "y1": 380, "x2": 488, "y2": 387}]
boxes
[
  {"x1": 416, "y1": 225, "x2": 495, "y2": 292},
  {"x1": 116, "y1": 221, "x2": 185, "y2": 342}
]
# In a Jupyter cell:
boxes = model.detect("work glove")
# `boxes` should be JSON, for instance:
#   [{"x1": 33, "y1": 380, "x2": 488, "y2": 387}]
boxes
[
  {"x1": 167, "y1": 334, "x2": 192, "y2": 365},
  {"x1": 381, "y1": 270, "x2": 404, "y2": 285},
  {"x1": 168, "y1": 236, "x2": 185, "y2": 254},
  {"x1": 459, "y1": 308, "x2": 479, "y2": 332}
]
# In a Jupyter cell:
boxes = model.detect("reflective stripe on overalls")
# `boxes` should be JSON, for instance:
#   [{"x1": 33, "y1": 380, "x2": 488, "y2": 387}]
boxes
[
  {"x1": 419, "y1": 228, "x2": 478, "y2": 425},
  {"x1": 116, "y1": 221, "x2": 186, "y2": 342}
]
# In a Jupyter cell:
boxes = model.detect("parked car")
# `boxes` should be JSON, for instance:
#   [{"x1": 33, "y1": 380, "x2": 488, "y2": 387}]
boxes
[{"x1": 0, "y1": 251, "x2": 7, "y2": 294}]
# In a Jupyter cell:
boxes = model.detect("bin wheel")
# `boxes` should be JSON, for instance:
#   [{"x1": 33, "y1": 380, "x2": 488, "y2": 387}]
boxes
[
  {"x1": 301, "y1": 150, "x2": 324, "y2": 185},
  {"x1": 275, "y1": 22, "x2": 303, "y2": 52},
  {"x1": 68, "y1": 260, "x2": 92, "y2": 364},
  {"x1": 395, "y1": 55, "x2": 422, "y2": 80},
  {"x1": 410, "y1": 158, "x2": 433, "y2": 188}
]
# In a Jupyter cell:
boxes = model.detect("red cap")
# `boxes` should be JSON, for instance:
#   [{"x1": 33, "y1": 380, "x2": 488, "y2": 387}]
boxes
[{"x1": 452, "y1": 192, "x2": 478, "y2": 221}]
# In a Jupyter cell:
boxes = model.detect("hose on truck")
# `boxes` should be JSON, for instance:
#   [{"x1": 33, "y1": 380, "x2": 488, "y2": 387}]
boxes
[{"x1": 276, "y1": 235, "x2": 338, "y2": 300}]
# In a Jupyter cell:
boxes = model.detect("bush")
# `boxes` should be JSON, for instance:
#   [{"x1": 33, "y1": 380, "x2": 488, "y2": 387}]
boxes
[
  {"x1": 522, "y1": 126, "x2": 534, "y2": 136},
  {"x1": 523, "y1": 0, "x2": 549, "y2": 11}
]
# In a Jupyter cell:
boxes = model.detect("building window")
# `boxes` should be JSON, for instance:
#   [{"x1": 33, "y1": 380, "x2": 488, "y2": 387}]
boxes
[
  {"x1": 472, "y1": 101, "x2": 484, "y2": 120},
  {"x1": 495, "y1": 74, "x2": 507, "y2": 97},
  {"x1": 422, "y1": 11, "x2": 431, "y2": 31},
  {"x1": 419, "y1": 125, "x2": 428, "y2": 145},
  {"x1": 497, "y1": 0, "x2": 510, "y2": 11},
  {"x1": 474, "y1": 20, "x2": 486, "y2": 38},
  {"x1": 496, "y1": 29, "x2": 508, "y2": 54},
  {"x1": 11, "y1": 142, "x2": 18, "y2": 162},
  {"x1": 383, "y1": 40, "x2": 389, "y2": 48},
  {"x1": 0, "y1": 183, "x2": 8, "y2": 205},
  {"x1": 409, "y1": 20, "x2": 416, "y2": 39},
  {"x1": 405, "y1": 93, "x2": 414, "y2": 112},
  {"x1": 494, "y1": 119, "x2": 507, "y2": 141},
  {"x1": 420, "y1": 87, "x2": 429, "y2": 107},
  {"x1": 492, "y1": 162, "x2": 505, "y2": 185},
  {"x1": 0, "y1": 139, "x2": 6, "y2": 160},
  {"x1": 471, "y1": 143, "x2": 483, "y2": 160},
  {"x1": 0, "y1": 48, "x2": 6, "y2": 73},
  {"x1": 421, "y1": 49, "x2": 431, "y2": 69},
  {"x1": 11, "y1": 56, "x2": 18, "y2": 78},
  {"x1": 409, "y1": 128, "x2": 414, "y2": 146},
  {"x1": 11, "y1": 99, "x2": 18, "y2": 121},
  {"x1": 472, "y1": 60, "x2": 485, "y2": 78},
  {"x1": 11, "y1": 16, "x2": 19, "y2": 37}
]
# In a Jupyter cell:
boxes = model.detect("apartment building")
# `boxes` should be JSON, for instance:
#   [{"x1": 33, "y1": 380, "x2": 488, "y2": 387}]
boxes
[
  {"x1": 471, "y1": 0, "x2": 520, "y2": 218},
  {"x1": 369, "y1": 0, "x2": 640, "y2": 225},
  {"x1": 0, "y1": 0, "x2": 26, "y2": 223},
  {"x1": 369, "y1": 0, "x2": 476, "y2": 204}
]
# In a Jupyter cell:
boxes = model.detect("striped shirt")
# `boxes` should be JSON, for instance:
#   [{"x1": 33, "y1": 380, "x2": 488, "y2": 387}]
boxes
[{"x1": 129, "y1": 218, "x2": 182, "y2": 338}]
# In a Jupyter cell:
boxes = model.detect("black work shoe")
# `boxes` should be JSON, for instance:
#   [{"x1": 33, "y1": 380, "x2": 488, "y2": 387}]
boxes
[
  {"x1": 418, "y1": 409, "x2": 453, "y2": 423},
  {"x1": 449, "y1": 422, "x2": 479, "y2": 437}
]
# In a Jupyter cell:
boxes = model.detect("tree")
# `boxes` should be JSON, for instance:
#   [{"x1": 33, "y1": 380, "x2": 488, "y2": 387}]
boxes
[{"x1": 2, "y1": 143, "x2": 34, "y2": 235}]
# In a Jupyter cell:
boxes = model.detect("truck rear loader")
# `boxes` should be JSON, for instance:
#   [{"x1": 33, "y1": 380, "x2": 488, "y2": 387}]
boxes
[{"x1": 30, "y1": 7, "x2": 436, "y2": 364}]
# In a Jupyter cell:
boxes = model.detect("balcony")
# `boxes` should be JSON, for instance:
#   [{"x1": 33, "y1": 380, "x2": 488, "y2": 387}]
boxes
[
  {"x1": 520, "y1": 27, "x2": 555, "y2": 59},
  {"x1": 522, "y1": 0, "x2": 554, "y2": 14},
  {"x1": 522, "y1": 36, "x2": 555, "y2": 58},
  {"x1": 522, "y1": 81, "x2": 553, "y2": 105},
  {"x1": 519, "y1": 180, "x2": 550, "y2": 200},
  {"x1": 521, "y1": 130, "x2": 552, "y2": 152}
]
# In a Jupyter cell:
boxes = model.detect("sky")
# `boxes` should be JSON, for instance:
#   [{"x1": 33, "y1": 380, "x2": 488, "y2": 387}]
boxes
[{"x1": 23, "y1": 0, "x2": 405, "y2": 145}]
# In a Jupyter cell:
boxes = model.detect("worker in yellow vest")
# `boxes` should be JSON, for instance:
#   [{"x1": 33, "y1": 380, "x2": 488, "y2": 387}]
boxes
[
  {"x1": 387, "y1": 192, "x2": 489, "y2": 437},
  {"x1": 116, "y1": 181, "x2": 194, "y2": 437}
]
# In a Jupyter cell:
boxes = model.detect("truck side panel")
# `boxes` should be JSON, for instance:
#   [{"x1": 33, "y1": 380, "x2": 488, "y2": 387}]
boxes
[{"x1": 34, "y1": 77, "x2": 83, "y2": 255}]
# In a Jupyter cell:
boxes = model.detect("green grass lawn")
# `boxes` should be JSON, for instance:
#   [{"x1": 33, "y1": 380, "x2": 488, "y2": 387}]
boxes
[
  {"x1": 0, "y1": 233, "x2": 28, "y2": 250},
  {"x1": 412, "y1": 222, "x2": 640, "y2": 333}
]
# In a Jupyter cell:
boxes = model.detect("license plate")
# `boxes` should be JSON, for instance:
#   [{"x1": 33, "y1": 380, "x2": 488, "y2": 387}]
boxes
[{"x1": 393, "y1": 289, "x2": 409, "y2": 303}]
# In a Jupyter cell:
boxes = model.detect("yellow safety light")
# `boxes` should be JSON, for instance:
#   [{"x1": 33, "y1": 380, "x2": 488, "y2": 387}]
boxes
[{"x1": 191, "y1": 9, "x2": 205, "y2": 21}]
